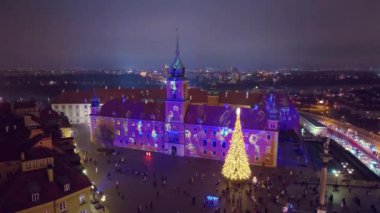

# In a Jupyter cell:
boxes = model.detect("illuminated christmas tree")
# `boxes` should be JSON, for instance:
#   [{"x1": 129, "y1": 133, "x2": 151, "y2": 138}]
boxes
[{"x1": 222, "y1": 108, "x2": 252, "y2": 181}]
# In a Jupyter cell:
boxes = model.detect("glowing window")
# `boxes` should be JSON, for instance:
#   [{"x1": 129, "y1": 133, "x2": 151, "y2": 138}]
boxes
[
  {"x1": 31, "y1": 193, "x2": 39, "y2": 202},
  {"x1": 59, "y1": 201, "x2": 67, "y2": 212},
  {"x1": 64, "y1": 183, "x2": 70, "y2": 192}
]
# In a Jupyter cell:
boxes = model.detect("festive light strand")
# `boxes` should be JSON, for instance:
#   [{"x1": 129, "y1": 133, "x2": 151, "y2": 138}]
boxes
[{"x1": 222, "y1": 107, "x2": 252, "y2": 181}]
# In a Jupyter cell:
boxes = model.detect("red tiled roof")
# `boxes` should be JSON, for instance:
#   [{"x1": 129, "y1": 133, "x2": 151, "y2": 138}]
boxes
[
  {"x1": 184, "y1": 104, "x2": 269, "y2": 130},
  {"x1": 0, "y1": 159, "x2": 91, "y2": 212},
  {"x1": 189, "y1": 88, "x2": 208, "y2": 103},
  {"x1": 0, "y1": 134, "x2": 49, "y2": 162},
  {"x1": 52, "y1": 88, "x2": 166, "y2": 104},
  {"x1": 52, "y1": 88, "x2": 208, "y2": 104},
  {"x1": 99, "y1": 99, "x2": 165, "y2": 121},
  {"x1": 218, "y1": 90, "x2": 265, "y2": 106},
  {"x1": 52, "y1": 88, "x2": 270, "y2": 107},
  {"x1": 25, "y1": 147, "x2": 53, "y2": 160},
  {"x1": 0, "y1": 116, "x2": 30, "y2": 144},
  {"x1": 13, "y1": 101, "x2": 36, "y2": 109}
]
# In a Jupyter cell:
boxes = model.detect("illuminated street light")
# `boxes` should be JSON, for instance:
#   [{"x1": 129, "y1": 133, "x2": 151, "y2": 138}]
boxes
[
  {"x1": 101, "y1": 195, "x2": 106, "y2": 202},
  {"x1": 347, "y1": 168, "x2": 354, "y2": 174}
]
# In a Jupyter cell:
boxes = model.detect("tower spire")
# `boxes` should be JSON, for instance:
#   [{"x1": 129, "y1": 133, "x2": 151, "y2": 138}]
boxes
[{"x1": 175, "y1": 28, "x2": 180, "y2": 56}]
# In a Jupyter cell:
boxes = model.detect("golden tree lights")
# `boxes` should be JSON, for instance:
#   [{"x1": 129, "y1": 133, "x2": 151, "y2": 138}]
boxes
[{"x1": 222, "y1": 108, "x2": 252, "y2": 181}]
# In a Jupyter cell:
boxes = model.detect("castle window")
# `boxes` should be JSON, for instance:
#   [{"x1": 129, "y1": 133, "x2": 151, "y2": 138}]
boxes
[
  {"x1": 64, "y1": 183, "x2": 70, "y2": 192},
  {"x1": 59, "y1": 201, "x2": 67, "y2": 212},
  {"x1": 213, "y1": 130, "x2": 216, "y2": 135},
  {"x1": 204, "y1": 129, "x2": 207, "y2": 134},
  {"x1": 213, "y1": 151, "x2": 216, "y2": 155},
  {"x1": 203, "y1": 150, "x2": 207, "y2": 154},
  {"x1": 267, "y1": 134, "x2": 271, "y2": 140},
  {"x1": 79, "y1": 194, "x2": 86, "y2": 205},
  {"x1": 222, "y1": 142, "x2": 226, "y2": 148},
  {"x1": 213, "y1": 141, "x2": 217, "y2": 147},
  {"x1": 203, "y1": 140, "x2": 207, "y2": 146},
  {"x1": 31, "y1": 193, "x2": 39, "y2": 202}
]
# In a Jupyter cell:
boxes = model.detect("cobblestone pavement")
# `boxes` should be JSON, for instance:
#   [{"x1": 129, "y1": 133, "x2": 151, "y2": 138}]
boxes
[{"x1": 74, "y1": 125, "x2": 380, "y2": 213}]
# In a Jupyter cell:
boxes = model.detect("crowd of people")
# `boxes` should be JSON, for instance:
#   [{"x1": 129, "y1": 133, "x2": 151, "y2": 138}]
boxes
[{"x1": 80, "y1": 147, "x2": 380, "y2": 213}]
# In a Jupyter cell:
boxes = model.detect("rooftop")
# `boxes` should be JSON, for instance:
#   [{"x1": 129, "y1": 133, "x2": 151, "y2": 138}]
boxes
[{"x1": 0, "y1": 160, "x2": 91, "y2": 212}]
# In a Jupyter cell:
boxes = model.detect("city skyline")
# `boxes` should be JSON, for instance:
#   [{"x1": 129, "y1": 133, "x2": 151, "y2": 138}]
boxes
[{"x1": 1, "y1": 0, "x2": 380, "y2": 70}]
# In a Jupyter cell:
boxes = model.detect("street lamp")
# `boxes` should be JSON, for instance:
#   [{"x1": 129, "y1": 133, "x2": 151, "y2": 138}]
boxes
[
  {"x1": 332, "y1": 169, "x2": 340, "y2": 191},
  {"x1": 100, "y1": 195, "x2": 106, "y2": 202},
  {"x1": 347, "y1": 168, "x2": 354, "y2": 175},
  {"x1": 317, "y1": 138, "x2": 333, "y2": 213},
  {"x1": 341, "y1": 162, "x2": 348, "y2": 169}
]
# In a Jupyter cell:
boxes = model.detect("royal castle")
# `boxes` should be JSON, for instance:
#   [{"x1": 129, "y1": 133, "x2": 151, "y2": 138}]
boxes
[{"x1": 54, "y1": 38, "x2": 299, "y2": 167}]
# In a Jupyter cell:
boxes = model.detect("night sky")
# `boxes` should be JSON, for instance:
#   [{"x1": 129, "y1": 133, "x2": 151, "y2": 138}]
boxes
[{"x1": 0, "y1": 0, "x2": 380, "y2": 70}]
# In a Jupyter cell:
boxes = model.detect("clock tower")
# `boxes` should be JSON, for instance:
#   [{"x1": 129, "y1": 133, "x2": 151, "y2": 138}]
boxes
[{"x1": 165, "y1": 34, "x2": 189, "y2": 156}]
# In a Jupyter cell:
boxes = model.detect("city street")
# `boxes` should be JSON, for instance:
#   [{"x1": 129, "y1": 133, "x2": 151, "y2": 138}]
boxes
[
  {"x1": 74, "y1": 124, "x2": 380, "y2": 213},
  {"x1": 305, "y1": 113, "x2": 380, "y2": 151}
]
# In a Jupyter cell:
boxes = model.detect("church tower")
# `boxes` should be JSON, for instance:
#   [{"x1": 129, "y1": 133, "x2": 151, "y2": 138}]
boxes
[{"x1": 164, "y1": 34, "x2": 189, "y2": 156}]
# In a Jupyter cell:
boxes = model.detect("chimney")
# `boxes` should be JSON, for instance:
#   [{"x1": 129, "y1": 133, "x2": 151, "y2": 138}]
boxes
[
  {"x1": 47, "y1": 165, "x2": 54, "y2": 183},
  {"x1": 20, "y1": 152, "x2": 25, "y2": 161}
]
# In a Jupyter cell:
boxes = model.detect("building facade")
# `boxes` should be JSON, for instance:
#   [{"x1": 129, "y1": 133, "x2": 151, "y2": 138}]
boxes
[
  {"x1": 300, "y1": 113, "x2": 328, "y2": 138},
  {"x1": 89, "y1": 39, "x2": 299, "y2": 167},
  {"x1": 52, "y1": 102, "x2": 93, "y2": 125}
]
